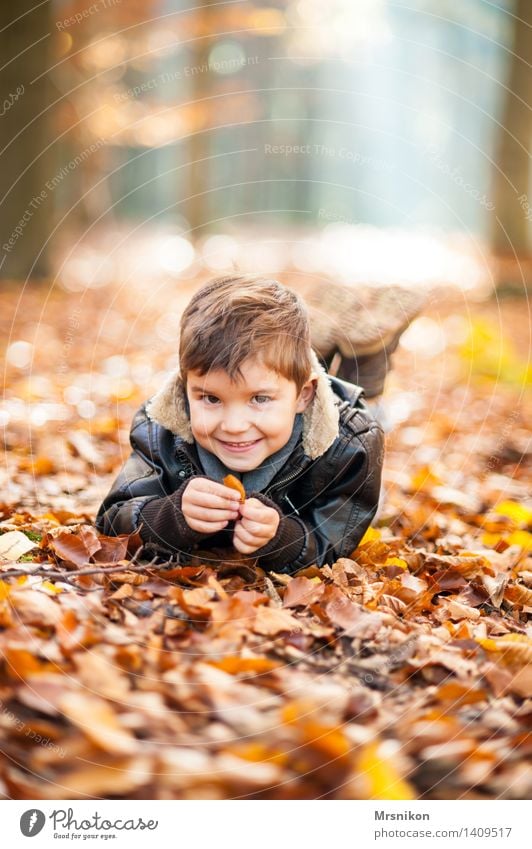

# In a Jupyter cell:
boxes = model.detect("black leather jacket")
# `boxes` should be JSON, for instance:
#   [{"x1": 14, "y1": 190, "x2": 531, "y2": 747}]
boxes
[{"x1": 95, "y1": 375, "x2": 384, "y2": 572}]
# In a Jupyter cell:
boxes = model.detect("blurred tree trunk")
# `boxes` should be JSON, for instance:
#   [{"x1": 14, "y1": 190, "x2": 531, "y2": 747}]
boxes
[
  {"x1": 186, "y1": 0, "x2": 217, "y2": 237},
  {"x1": 490, "y1": 0, "x2": 532, "y2": 261},
  {"x1": 0, "y1": 1, "x2": 54, "y2": 280}
]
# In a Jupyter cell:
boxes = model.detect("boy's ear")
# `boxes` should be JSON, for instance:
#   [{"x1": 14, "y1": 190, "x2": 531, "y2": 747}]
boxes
[{"x1": 295, "y1": 376, "x2": 317, "y2": 412}]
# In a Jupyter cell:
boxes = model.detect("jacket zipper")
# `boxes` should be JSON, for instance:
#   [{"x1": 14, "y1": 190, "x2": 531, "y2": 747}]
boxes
[
  {"x1": 267, "y1": 466, "x2": 303, "y2": 515},
  {"x1": 265, "y1": 465, "x2": 306, "y2": 501}
]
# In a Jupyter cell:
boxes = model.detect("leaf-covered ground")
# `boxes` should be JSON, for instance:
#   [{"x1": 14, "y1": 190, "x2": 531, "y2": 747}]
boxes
[{"x1": 0, "y1": 278, "x2": 530, "y2": 800}]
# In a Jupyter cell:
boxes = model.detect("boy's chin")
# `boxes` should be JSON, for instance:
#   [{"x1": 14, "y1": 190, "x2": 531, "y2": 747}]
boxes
[
  {"x1": 216, "y1": 453, "x2": 262, "y2": 472},
  {"x1": 214, "y1": 445, "x2": 266, "y2": 472}
]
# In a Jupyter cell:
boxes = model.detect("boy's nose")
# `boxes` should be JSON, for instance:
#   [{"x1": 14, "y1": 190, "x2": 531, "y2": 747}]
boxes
[{"x1": 219, "y1": 409, "x2": 251, "y2": 434}]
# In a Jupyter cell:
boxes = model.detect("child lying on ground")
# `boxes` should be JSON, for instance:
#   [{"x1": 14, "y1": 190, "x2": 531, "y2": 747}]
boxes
[{"x1": 95, "y1": 274, "x2": 384, "y2": 572}]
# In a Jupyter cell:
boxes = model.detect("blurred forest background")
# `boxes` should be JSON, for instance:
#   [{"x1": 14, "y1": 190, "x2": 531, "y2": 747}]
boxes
[
  {"x1": 0, "y1": 0, "x2": 531, "y2": 802},
  {"x1": 2, "y1": 0, "x2": 532, "y2": 287}
]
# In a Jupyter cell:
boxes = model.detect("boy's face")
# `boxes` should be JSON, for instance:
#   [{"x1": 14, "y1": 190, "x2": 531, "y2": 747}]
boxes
[{"x1": 186, "y1": 356, "x2": 316, "y2": 472}]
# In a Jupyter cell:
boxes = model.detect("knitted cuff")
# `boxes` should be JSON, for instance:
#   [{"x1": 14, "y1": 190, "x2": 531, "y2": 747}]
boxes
[
  {"x1": 138, "y1": 476, "x2": 213, "y2": 550},
  {"x1": 247, "y1": 492, "x2": 307, "y2": 568}
]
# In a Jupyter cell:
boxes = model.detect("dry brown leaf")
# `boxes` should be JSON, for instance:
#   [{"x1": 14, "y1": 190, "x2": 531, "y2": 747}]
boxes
[
  {"x1": 504, "y1": 583, "x2": 532, "y2": 608},
  {"x1": 434, "y1": 599, "x2": 481, "y2": 622},
  {"x1": 73, "y1": 650, "x2": 131, "y2": 700},
  {"x1": 283, "y1": 576, "x2": 325, "y2": 608},
  {"x1": 9, "y1": 588, "x2": 62, "y2": 627},
  {"x1": 326, "y1": 591, "x2": 383, "y2": 638},
  {"x1": 59, "y1": 691, "x2": 138, "y2": 755},
  {"x1": 253, "y1": 605, "x2": 302, "y2": 635},
  {"x1": 48, "y1": 526, "x2": 101, "y2": 567}
]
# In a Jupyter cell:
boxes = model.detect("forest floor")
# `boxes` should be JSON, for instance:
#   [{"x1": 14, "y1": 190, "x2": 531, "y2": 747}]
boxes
[{"x1": 0, "y1": 276, "x2": 530, "y2": 800}]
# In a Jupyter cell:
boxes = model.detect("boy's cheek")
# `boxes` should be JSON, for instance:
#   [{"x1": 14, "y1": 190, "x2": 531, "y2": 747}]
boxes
[{"x1": 188, "y1": 413, "x2": 213, "y2": 437}]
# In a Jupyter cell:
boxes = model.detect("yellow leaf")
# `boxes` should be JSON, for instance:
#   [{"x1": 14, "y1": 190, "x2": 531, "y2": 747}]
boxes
[
  {"x1": 359, "y1": 527, "x2": 381, "y2": 545},
  {"x1": 477, "y1": 635, "x2": 532, "y2": 666},
  {"x1": 487, "y1": 633, "x2": 529, "y2": 643},
  {"x1": 494, "y1": 501, "x2": 532, "y2": 526},
  {"x1": 458, "y1": 318, "x2": 532, "y2": 387},
  {"x1": 477, "y1": 638, "x2": 499, "y2": 651},
  {"x1": 483, "y1": 530, "x2": 532, "y2": 552},
  {"x1": 37, "y1": 512, "x2": 60, "y2": 524},
  {"x1": 41, "y1": 580, "x2": 63, "y2": 594},
  {"x1": 411, "y1": 465, "x2": 443, "y2": 491},
  {"x1": 384, "y1": 556, "x2": 408, "y2": 570},
  {"x1": 358, "y1": 742, "x2": 415, "y2": 800},
  {"x1": 482, "y1": 532, "x2": 502, "y2": 547},
  {"x1": 508, "y1": 530, "x2": 532, "y2": 552}
]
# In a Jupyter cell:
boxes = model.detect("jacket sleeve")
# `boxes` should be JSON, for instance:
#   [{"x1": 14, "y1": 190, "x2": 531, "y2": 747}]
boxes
[
  {"x1": 94, "y1": 406, "x2": 212, "y2": 556},
  {"x1": 251, "y1": 422, "x2": 384, "y2": 572}
]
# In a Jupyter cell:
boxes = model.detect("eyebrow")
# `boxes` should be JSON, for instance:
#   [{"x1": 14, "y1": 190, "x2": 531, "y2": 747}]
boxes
[{"x1": 189, "y1": 386, "x2": 278, "y2": 394}]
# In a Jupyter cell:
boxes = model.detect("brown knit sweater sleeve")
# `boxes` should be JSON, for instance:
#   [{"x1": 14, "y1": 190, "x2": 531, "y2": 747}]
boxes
[
  {"x1": 246, "y1": 492, "x2": 308, "y2": 569},
  {"x1": 138, "y1": 476, "x2": 214, "y2": 551}
]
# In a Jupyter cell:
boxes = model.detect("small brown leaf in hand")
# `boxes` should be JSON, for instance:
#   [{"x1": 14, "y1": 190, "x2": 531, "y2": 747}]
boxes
[{"x1": 223, "y1": 474, "x2": 246, "y2": 502}]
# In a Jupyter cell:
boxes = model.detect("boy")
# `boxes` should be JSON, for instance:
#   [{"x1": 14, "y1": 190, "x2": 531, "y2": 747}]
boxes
[{"x1": 95, "y1": 275, "x2": 384, "y2": 572}]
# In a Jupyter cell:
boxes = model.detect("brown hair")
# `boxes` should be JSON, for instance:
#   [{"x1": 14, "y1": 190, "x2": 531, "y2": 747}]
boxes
[{"x1": 178, "y1": 274, "x2": 313, "y2": 393}]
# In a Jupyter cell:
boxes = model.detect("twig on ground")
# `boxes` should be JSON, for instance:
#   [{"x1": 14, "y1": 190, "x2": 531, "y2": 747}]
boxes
[{"x1": 0, "y1": 550, "x2": 160, "y2": 582}]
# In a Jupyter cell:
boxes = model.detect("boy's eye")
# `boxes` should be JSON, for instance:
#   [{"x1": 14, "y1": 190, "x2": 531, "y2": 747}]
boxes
[{"x1": 253, "y1": 395, "x2": 271, "y2": 404}]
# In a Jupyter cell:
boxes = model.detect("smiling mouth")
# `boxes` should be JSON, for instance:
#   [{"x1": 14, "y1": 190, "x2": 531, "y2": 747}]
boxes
[{"x1": 219, "y1": 438, "x2": 261, "y2": 448}]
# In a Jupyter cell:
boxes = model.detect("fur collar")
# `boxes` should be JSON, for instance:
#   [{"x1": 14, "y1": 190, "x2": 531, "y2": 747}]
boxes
[{"x1": 145, "y1": 349, "x2": 340, "y2": 460}]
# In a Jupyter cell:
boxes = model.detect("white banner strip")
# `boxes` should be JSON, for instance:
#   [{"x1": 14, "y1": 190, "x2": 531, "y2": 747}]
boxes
[{"x1": 3, "y1": 800, "x2": 528, "y2": 848}]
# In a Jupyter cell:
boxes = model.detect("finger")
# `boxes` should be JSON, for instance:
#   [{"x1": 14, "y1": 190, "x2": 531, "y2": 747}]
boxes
[
  {"x1": 186, "y1": 489, "x2": 241, "y2": 510},
  {"x1": 238, "y1": 516, "x2": 266, "y2": 536},
  {"x1": 186, "y1": 506, "x2": 240, "y2": 522},
  {"x1": 188, "y1": 478, "x2": 243, "y2": 501},
  {"x1": 187, "y1": 519, "x2": 230, "y2": 534},
  {"x1": 233, "y1": 539, "x2": 260, "y2": 554},
  {"x1": 234, "y1": 523, "x2": 263, "y2": 547},
  {"x1": 222, "y1": 484, "x2": 246, "y2": 502},
  {"x1": 239, "y1": 498, "x2": 270, "y2": 518},
  {"x1": 233, "y1": 534, "x2": 259, "y2": 554}
]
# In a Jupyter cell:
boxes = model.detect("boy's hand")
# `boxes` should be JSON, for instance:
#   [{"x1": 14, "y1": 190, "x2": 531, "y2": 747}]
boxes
[
  {"x1": 233, "y1": 497, "x2": 280, "y2": 554},
  {"x1": 181, "y1": 478, "x2": 241, "y2": 534}
]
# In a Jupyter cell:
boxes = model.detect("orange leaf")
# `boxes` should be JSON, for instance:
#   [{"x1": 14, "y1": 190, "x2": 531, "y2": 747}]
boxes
[
  {"x1": 3, "y1": 648, "x2": 53, "y2": 679},
  {"x1": 208, "y1": 656, "x2": 280, "y2": 675},
  {"x1": 223, "y1": 474, "x2": 246, "y2": 502},
  {"x1": 433, "y1": 682, "x2": 488, "y2": 705}
]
